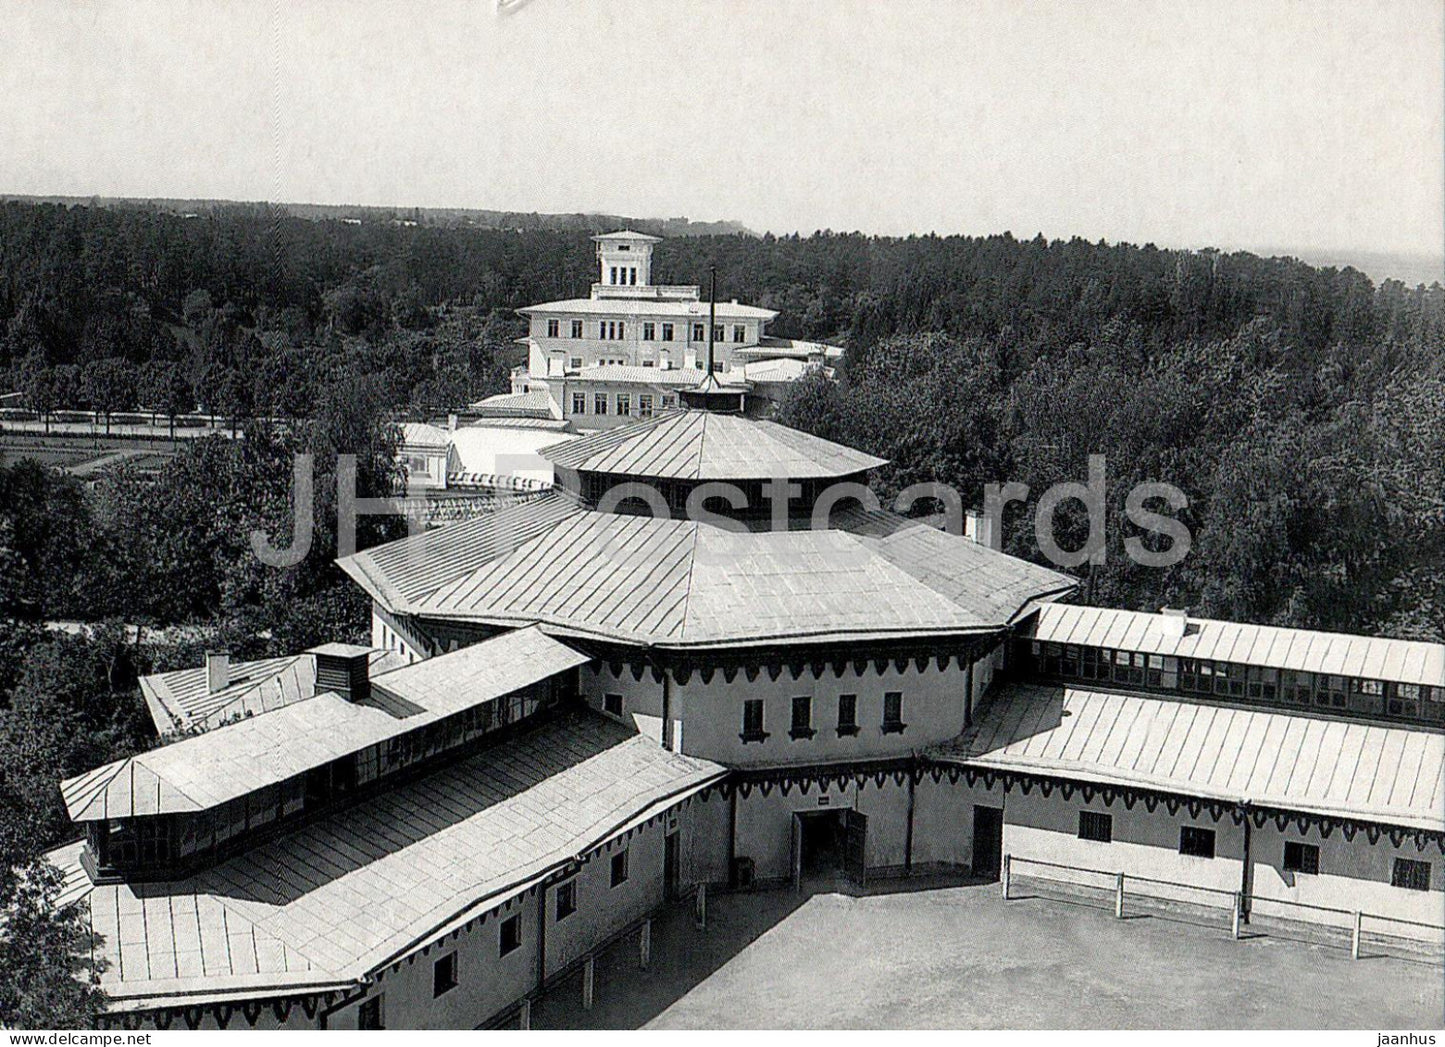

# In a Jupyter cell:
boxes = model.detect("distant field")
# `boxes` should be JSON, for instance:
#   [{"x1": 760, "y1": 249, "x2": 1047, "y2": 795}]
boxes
[{"x1": 0, "y1": 434, "x2": 182, "y2": 472}]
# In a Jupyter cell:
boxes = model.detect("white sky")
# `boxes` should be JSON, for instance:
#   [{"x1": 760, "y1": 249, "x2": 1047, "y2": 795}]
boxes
[{"x1": 1, "y1": 0, "x2": 1440, "y2": 259}]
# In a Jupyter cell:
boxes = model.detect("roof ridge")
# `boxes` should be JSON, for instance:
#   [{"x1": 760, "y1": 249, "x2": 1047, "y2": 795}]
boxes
[{"x1": 676, "y1": 521, "x2": 703, "y2": 641}]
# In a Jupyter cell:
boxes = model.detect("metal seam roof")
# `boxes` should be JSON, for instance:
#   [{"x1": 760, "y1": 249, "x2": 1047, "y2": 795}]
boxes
[{"x1": 936, "y1": 683, "x2": 1445, "y2": 831}]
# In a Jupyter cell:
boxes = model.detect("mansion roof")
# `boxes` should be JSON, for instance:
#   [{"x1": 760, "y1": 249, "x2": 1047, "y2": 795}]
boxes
[
  {"x1": 64, "y1": 628, "x2": 589, "y2": 822},
  {"x1": 50, "y1": 712, "x2": 725, "y2": 1007},
  {"x1": 539, "y1": 410, "x2": 887, "y2": 481},
  {"x1": 518, "y1": 297, "x2": 776, "y2": 320},
  {"x1": 338, "y1": 497, "x2": 1077, "y2": 649},
  {"x1": 935, "y1": 683, "x2": 1445, "y2": 832}
]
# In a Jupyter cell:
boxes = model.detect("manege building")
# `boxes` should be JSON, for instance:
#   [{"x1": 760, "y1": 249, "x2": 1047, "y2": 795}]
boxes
[{"x1": 47, "y1": 395, "x2": 1445, "y2": 1029}]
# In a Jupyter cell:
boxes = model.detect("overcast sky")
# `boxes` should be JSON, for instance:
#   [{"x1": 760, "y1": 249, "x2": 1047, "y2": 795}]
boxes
[{"x1": 1, "y1": 0, "x2": 1440, "y2": 262}]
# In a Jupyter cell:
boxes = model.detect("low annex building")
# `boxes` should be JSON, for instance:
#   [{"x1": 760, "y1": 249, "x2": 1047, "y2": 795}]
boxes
[{"x1": 44, "y1": 399, "x2": 1445, "y2": 1029}]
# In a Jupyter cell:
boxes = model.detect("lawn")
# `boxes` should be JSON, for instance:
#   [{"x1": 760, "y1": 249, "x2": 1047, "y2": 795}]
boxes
[{"x1": 531, "y1": 878, "x2": 1444, "y2": 1030}]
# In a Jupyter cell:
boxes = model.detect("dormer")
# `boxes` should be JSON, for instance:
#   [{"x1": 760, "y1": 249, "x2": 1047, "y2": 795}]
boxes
[{"x1": 593, "y1": 230, "x2": 660, "y2": 288}]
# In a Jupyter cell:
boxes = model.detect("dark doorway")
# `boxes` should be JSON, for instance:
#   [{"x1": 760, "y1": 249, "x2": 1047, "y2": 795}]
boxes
[
  {"x1": 664, "y1": 830, "x2": 680, "y2": 903},
  {"x1": 791, "y1": 809, "x2": 868, "y2": 889},
  {"x1": 972, "y1": 805, "x2": 1004, "y2": 880}
]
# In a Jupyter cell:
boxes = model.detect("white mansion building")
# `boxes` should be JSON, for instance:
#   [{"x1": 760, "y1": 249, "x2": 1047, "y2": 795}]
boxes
[{"x1": 477, "y1": 231, "x2": 842, "y2": 430}]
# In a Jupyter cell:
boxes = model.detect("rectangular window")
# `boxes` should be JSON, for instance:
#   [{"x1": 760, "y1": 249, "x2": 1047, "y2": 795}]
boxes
[
  {"x1": 733, "y1": 324, "x2": 746, "y2": 343},
  {"x1": 661, "y1": 394, "x2": 677, "y2": 408},
  {"x1": 594, "y1": 393, "x2": 608, "y2": 415},
  {"x1": 433, "y1": 952, "x2": 458, "y2": 997},
  {"x1": 603, "y1": 692, "x2": 623, "y2": 717},
  {"x1": 790, "y1": 696, "x2": 814, "y2": 740},
  {"x1": 741, "y1": 699, "x2": 767, "y2": 742},
  {"x1": 1283, "y1": 841, "x2": 1319, "y2": 874},
  {"x1": 1392, "y1": 858, "x2": 1432, "y2": 891},
  {"x1": 882, "y1": 691, "x2": 905, "y2": 734},
  {"x1": 692, "y1": 322, "x2": 705, "y2": 342},
  {"x1": 572, "y1": 392, "x2": 587, "y2": 415},
  {"x1": 643, "y1": 322, "x2": 655, "y2": 340},
  {"x1": 712, "y1": 324, "x2": 724, "y2": 343},
  {"x1": 569, "y1": 357, "x2": 583, "y2": 371},
  {"x1": 555, "y1": 880, "x2": 577, "y2": 921},
  {"x1": 837, "y1": 693, "x2": 859, "y2": 737},
  {"x1": 610, "y1": 848, "x2": 630, "y2": 887},
  {"x1": 1078, "y1": 810, "x2": 1112, "y2": 843},
  {"x1": 499, "y1": 914, "x2": 522, "y2": 956},
  {"x1": 1179, "y1": 826, "x2": 1216, "y2": 859},
  {"x1": 547, "y1": 319, "x2": 559, "y2": 338},
  {"x1": 571, "y1": 319, "x2": 583, "y2": 338},
  {"x1": 610, "y1": 266, "x2": 618, "y2": 285},
  {"x1": 358, "y1": 995, "x2": 384, "y2": 1030},
  {"x1": 638, "y1": 394, "x2": 654, "y2": 419},
  {"x1": 616, "y1": 393, "x2": 631, "y2": 417},
  {"x1": 617, "y1": 322, "x2": 625, "y2": 339},
  {"x1": 662, "y1": 322, "x2": 674, "y2": 341}
]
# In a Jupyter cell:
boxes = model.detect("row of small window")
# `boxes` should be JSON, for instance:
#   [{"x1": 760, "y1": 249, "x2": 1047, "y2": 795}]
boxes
[
  {"x1": 1074, "y1": 811, "x2": 1433, "y2": 889},
  {"x1": 608, "y1": 266, "x2": 640, "y2": 286},
  {"x1": 545, "y1": 319, "x2": 750, "y2": 343},
  {"x1": 570, "y1": 392, "x2": 678, "y2": 417},
  {"x1": 1030, "y1": 642, "x2": 1445, "y2": 718},
  {"x1": 356, "y1": 850, "x2": 635, "y2": 1026},
  {"x1": 99, "y1": 688, "x2": 551, "y2": 871},
  {"x1": 739, "y1": 693, "x2": 906, "y2": 744}
]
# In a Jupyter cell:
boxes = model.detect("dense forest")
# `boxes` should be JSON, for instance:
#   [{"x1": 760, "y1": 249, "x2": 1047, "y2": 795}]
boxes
[{"x1": 0, "y1": 200, "x2": 1442, "y2": 1023}]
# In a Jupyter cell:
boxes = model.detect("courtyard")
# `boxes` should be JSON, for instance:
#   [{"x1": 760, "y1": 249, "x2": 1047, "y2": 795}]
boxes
[{"x1": 531, "y1": 877, "x2": 1445, "y2": 1030}]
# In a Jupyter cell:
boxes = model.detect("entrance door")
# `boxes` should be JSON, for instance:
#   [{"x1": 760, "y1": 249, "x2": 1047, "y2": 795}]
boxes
[
  {"x1": 842, "y1": 809, "x2": 868, "y2": 885},
  {"x1": 972, "y1": 805, "x2": 1004, "y2": 880},
  {"x1": 664, "y1": 830, "x2": 680, "y2": 903}
]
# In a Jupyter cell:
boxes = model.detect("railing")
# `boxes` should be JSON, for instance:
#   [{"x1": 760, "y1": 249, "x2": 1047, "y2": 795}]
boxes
[{"x1": 1002, "y1": 854, "x2": 1444, "y2": 959}]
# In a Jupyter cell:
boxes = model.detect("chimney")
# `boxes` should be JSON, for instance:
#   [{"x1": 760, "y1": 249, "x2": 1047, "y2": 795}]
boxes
[
  {"x1": 447, "y1": 413, "x2": 458, "y2": 432},
  {"x1": 205, "y1": 650, "x2": 230, "y2": 693},
  {"x1": 1156, "y1": 607, "x2": 1188, "y2": 639},
  {"x1": 311, "y1": 644, "x2": 372, "y2": 704}
]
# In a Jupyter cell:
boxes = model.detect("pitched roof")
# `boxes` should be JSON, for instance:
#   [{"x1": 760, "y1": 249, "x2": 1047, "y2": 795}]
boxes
[
  {"x1": 398, "y1": 422, "x2": 450, "y2": 449},
  {"x1": 52, "y1": 712, "x2": 725, "y2": 1004},
  {"x1": 592, "y1": 229, "x2": 661, "y2": 243},
  {"x1": 469, "y1": 389, "x2": 562, "y2": 419},
  {"x1": 735, "y1": 337, "x2": 846, "y2": 360},
  {"x1": 569, "y1": 365, "x2": 716, "y2": 386},
  {"x1": 349, "y1": 509, "x2": 1075, "y2": 648},
  {"x1": 139, "y1": 649, "x2": 408, "y2": 735},
  {"x1": 1028, "y1": 604, "x2": 1445, "y2": 687},
  {"x1": 64, "y1": 627, "x2": 589, "y2": 821},
  {"x1": 539, "y1": 411, "x2": 887, "y2": 481},
  {"x1": 936, "y1": 683, "x2": 1445, "y2": 831}
]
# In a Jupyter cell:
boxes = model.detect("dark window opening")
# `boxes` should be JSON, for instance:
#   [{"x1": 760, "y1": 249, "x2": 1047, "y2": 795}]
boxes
[
  {"x1": 499, "y1": 914, "x2": 522, "y2": 956},
  {"x1": 555, "y1": 880, "x2": 577, "y2": 921},
  {"x1": 881, "y1": 691, "x2": 906, "y2": 734},
  {"x1": 1078, "y1": 810, "x2": 1113, "y2": 843},
  {"x1": 790, "y1": 696, "x2": 815, "y2": 740},
  {"x1": 741, "y1": 699, "x2": 768, "y2": 742},
  {"x1": 358, "y1": 995, "x2": 383, "y2": 1030},
  {"x1": 836, "y1": 693, "x2": 859, "y2": 737},
  {"x1": 1283, "y1": 841, "x2": 1319, "y2": 874},
  {"x1": 611, "y1": 848, "x2": 630, "y2": 887},
  {"x1": 1179, "y1": 825, "x2": 1216, "y2": 859},
  {"x1": 1393, "y1": 858, "x2": 1432, "y2": 892},
  {"x1": 603, "y1": 692, "x2": 623, "y2": 717},
  {"x1": 433, "y1": 952, "x2": 457, "y2": 997}
]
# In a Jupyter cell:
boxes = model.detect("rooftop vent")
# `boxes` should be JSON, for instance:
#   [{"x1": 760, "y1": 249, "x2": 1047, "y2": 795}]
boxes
[
  {"x1": 205, "y1": 650, "x2": 230, "y2": 694},
  {"x1": 310, "y1": 643, "x2": 373, "y2": 703},
  {"x1": 1155, "y1": 607, "x2": 1189, "y2": 639}
]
